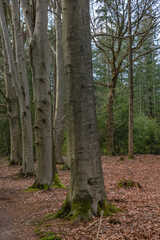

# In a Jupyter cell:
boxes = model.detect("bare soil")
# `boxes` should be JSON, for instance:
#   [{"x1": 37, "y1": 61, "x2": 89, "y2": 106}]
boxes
[{"x1": 0, "y1": 155, "x2": 160, "y2": 240}]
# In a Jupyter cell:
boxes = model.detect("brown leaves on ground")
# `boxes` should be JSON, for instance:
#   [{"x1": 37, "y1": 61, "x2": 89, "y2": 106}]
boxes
[{"x1": 0, "y1": 155, "x2": 160, "y2": 240}]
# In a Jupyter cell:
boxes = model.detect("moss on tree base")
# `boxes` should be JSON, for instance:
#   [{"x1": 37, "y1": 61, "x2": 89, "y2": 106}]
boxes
[
  {"x1": 52, "y1": 174, "x2": 66, "y2": 188},
  {"x1": 54, "y1": 196, "x2": 121, "y2": 222},
  {"x1": 25, "y1": 174, "x2": 65, "y2": 192}
]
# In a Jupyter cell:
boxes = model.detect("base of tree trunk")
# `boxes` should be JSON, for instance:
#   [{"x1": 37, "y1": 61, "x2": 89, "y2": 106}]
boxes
[
  {"x1": 52, "y1": 174, "x2": 66, "y2": 188},
  {"x1": 128, "y1": 155, "x2": 135, "y2": 159},
  {"x1": 54, "y1": 196, "x2": 120, "y2": 222},
  {"x1": 9, "y1": 160, "x2": 19, "y2": 166},
  {"x1": 30, "y1": 174, "x2": 65, "y2": 190},
  {"x1": 18, "y1": 169, "x2": 35, "y2": 178}
]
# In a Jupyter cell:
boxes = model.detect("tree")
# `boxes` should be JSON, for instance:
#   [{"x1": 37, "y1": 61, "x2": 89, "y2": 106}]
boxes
[
  {"x1": 53, "y1": 0, "x2": 65, "y2": 164},
  {"x1": 92, "y1": 0, "x2": 160, "y2": 155},
  {"x1": 55, "y1": 0, "x2": 119, "y2": 221},
  {"x1": 1, "y1": 33, "x2": 21, "y2": 164},
  {"x1": 128, "y1": 0, "x2": 134, "y2": 158},
  {"x1": 0, "y1": 0, "x2": 34, "y2": 175},
  {"x1": 21, "y1": 0, "x2": 53, "y2": 186}
]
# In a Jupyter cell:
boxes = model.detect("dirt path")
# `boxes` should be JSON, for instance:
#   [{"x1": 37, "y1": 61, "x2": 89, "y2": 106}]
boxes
[{"x1": 0, "y1": 209, "x2": 13, "y2": 240}]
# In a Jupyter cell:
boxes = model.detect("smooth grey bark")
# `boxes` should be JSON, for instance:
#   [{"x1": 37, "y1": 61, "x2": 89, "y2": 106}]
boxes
[
  {"x1": 53, "y1": 0, "x2": 65, "y2": 164},
  {"x1": 2, "y1": 42, "x2": 21, "y2": 165},
  {"x1": 0, "y1": 0, "x2": 34, "y2": 174},
  {"x1": 12, "y1": 0, "x2": 34, "y2": 173},
  {"x1": 21, "y1": 0, "x2": 53, "y2": 186},
  {"x1": 55, "y1": 0, "x2": 118, "y2": 221}
]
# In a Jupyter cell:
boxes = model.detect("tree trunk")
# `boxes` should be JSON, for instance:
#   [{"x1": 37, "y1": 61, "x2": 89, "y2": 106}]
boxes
[
  {"x1": 29, "y1": 0, "x2": 53, "y2": 186},
  {"x1": 53, "y1": 0, "x2": 65, "y2": 164},
  {"x1": 1, "y1": 24, "x2": 21, "y2": 165},
  {"x1": 3, "y1": 52, "x2": 21, "y2": 165},
  {"x1": 55, "y1": 0, "x2": 119, "y2": 221},
  {"x1": 128, "y1": 0, "x2": 134, "y2": 158},
  {"x1": 12, "y1": 0, "x2": 34, "y2": 174},
  {"x1": 106, "y1": 76, "x2": 117, "y2": 155},
  {"x1": 0, "y1": 0, "x2": 34, "y2": 174}
]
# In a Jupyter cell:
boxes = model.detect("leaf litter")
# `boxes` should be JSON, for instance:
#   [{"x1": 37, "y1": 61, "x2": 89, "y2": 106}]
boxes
[{"x1": 0, "y1": 155, "x2": 160, "y2": 240}]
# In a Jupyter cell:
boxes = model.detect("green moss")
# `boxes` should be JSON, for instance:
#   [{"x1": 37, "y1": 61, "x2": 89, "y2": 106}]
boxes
[
  {"x1": 68, "y1": 195, "x2": 93, "y2": 221},
  {"x1": 52, "y1": 174, "x2": 66, "y2": 188},
  {"x1": 55, "y1": 195, "x2": 120, "y2": 222},
  {"x1": 24, "y1": 187, "x2": 40, "y2": 193},
  {"x1": 54, "y1": 198, "x2": 71, "y2": 219},
  {"x1": 41, "y1": 236, "x2": 61, "y2": 240},
  {"x1": 34, "y1": 226, "x2": 61, "y2": 240},
  {"x1": 128, "y1": 155, "x2": 135, "y2": 159},
  {"x1": 118, "y1": 180, "x2": 142, "y2": 188},
  {"x1": 98, "y1": 200, "x2": 121, "y2": 217}
]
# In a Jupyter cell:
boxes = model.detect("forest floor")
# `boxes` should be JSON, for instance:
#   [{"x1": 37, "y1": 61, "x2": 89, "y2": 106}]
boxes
[{"x1": 0, "y1": 155, "x2": 160, "y2": 240}]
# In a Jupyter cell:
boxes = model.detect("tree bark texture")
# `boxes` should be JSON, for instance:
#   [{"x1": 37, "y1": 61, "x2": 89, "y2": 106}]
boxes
[
  {"x1": 2, "y1": 48, "x2": 21, "y2": 165},
  {"x1": 12, "y1": 0, "x2": 34, "y2": 174},
  {"x1": 28, "y1": 0, "x2": 53, "y2": 185},
  {"x1": 53, "y1": 0, "x2": 65, "y2": 164},
  {"x1": 0, "y1": 0, "x2": 34, "y2": 174},
  {"x1": 55, "y1": 0, "x2": 119, "y2": 221}
]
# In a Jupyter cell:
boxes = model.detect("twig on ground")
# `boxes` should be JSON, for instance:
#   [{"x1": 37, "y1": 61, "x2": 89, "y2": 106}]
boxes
[{"x1": 96, "y1": 210, "x2": 104, "y2": 239}]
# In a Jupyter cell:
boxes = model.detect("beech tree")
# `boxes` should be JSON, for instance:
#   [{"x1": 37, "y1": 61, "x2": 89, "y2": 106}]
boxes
[
  {"x1": 0, "y1": 0, "x2": 34, "y2": 175},
  {"x1": 21, "y1": 0, "x2": 54, "y2": 187},
  {"x1": 1, "y1": 34, "x2": 21, "y2": 165},
  {"x1": 53, "y1": 0, "x2": 65, "y2": 164},
  {"x1": 55, "y1": 0, "x2": 119, "y2": 221}
]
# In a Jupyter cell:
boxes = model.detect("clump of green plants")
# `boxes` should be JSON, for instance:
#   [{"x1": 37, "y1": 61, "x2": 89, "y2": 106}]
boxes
[{"x1": 118, "y1": 180, "x2": 142, "y2": 188}]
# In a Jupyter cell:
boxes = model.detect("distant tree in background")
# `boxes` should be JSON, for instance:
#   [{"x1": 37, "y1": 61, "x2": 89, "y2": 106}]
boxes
[{"x1": 92, "y1": 0, "x2": 160, "y2": 155}]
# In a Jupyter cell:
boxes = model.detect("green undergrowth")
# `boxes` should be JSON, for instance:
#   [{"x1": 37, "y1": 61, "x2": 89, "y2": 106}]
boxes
[{"x1": 118, "y1": 180, "x2": 142, "y2": 188}]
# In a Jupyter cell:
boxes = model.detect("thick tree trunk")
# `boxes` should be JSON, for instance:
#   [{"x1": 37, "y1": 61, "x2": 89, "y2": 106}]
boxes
[
  {"x1": 12, "y1": 0, "x2": 34, "y2": 174},
  {"x1": 53, "y1": 0, "x2": 65, "y2": 164},
  {"x1": 29, "y1": 0, "x2": 53, "y2": 186},
  {"x1": 55, "y1": 0, "x2": 119, "y2": 221}
]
